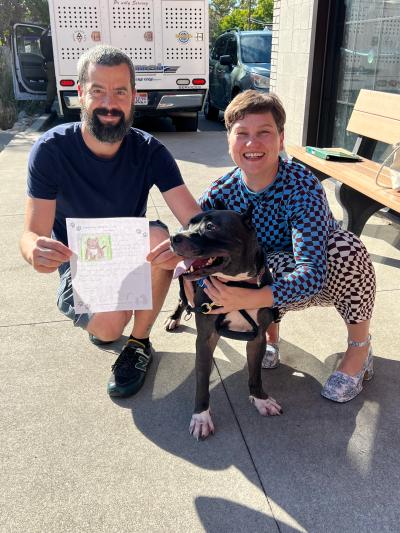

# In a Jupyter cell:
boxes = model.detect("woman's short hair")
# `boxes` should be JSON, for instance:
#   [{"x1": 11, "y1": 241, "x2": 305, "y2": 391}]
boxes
[
  {"x1": 224, "y1": 90, "x2": 286, "y2": 133},
  {"x1": 77, "y1": 45, "x2": 135, "y2": 89}
]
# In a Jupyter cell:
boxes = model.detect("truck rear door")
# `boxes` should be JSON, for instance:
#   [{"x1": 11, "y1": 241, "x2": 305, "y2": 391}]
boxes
[
  {"x1": 160, "y1": 0, "x2": 207, "y2": 80},
  {"x1": 11, "y1": 23, "x2": 47, "y2": 100}
]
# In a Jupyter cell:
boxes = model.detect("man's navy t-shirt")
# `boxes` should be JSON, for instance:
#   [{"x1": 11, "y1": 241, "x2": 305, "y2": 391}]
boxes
[{"x1": 27, "y1": 123, "x2": 184, "y2": 245}]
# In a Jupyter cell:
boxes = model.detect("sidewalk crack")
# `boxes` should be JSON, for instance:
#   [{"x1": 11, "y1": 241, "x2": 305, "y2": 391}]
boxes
[
  {"x1": 0, "y1": 319, "x2": 69, "y2": 328},
  {"x1": 213, "y1": 358, "x2": 282, "y2": 533}
]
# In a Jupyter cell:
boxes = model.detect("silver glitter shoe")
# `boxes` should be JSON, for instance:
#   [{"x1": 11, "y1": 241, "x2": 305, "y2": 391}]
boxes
[
  {"x1": 262, "y1": 342, "x2": 280, "y2": 369},
  {"x1": 321, "y1": 335, "x2": 374, "y2": 403}
]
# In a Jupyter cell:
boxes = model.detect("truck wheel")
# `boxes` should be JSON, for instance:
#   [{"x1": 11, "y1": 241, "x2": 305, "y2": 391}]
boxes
[
  {"x1": 63, "y1": 109, "x2": 80, "y2": 122},
  {"x1": 204, "y1": 95, "x2": 219, "y2": 121},
  {"x1": 59, "y1": 92, "x2": 80, "y2": 122},
  {"x1": 173, "y1": 113, "x2": 199, "y2": 132},
  {"x1": 61, "y1": 99, "x2": 80, "y2": 122}
]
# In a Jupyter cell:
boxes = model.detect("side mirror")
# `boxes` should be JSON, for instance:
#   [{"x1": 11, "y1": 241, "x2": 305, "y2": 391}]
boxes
[{"x1": 219, "y1": 55, "x2": 233, "y2": 66}]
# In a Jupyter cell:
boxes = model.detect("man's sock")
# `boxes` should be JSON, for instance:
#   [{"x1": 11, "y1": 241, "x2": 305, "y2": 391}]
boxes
[{"x1": 129, "y1": 335, "x2": 150, "y2": 349}]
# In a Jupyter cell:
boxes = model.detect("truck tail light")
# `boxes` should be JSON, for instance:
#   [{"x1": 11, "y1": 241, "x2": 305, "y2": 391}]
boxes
[
  {"x1": 192, "y1": 78, "x2": 206, "y2": 85},
  {"x1": 176, "y1": 79, "x2": 190, "y2": 85},
  {"x1": 60, "y1": 80, "x2": 75, "y2": 87}
]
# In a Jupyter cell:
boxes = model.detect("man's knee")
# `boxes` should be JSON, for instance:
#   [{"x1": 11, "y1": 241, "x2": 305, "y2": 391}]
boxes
[
  {"x1": 149, "y1": 220, "x2": 169, "y2": 249},
  {"x1": 87, "y1": 311, "x2": 132, "y2": 341}
]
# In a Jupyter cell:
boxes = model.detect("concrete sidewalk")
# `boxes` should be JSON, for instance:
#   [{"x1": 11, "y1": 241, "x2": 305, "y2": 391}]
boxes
[{"x1": 1, "y1": 121, "x2": 400, "y2": 533}]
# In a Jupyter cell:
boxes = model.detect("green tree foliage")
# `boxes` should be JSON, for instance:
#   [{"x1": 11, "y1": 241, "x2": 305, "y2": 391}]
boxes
[
  {"x1": 253, "y1": 0, "x2": 274, "y2": 26},
  {"x1": 0, "y1": 0, "x2": 49, "y2": 45},
  {"x1": 210, "y1": 0, "x2": 273, "y2": 44},
  {"x1": 209, "y1": 0, "x2": 237, "y2": 44},
  {"x1": 219, "y1": 8, "x2": 248, "y2": 33}
]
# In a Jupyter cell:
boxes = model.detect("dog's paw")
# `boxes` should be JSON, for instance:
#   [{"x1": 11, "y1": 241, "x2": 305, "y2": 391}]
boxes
[
  {"x1": 249, "y1": 395, "x2": 283, "y2": 416},
  {"x1": 164, "y1": 316, "x2": 181, "y2": 331},
  {"x1": 189, "y1": 409, "x2": 215, "y2": 440}
]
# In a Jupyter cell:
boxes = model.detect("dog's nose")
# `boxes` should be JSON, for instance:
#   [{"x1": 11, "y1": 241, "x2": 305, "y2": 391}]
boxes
[{"x1": 171, "y1": 234, "x2": 183, "y2": 244}]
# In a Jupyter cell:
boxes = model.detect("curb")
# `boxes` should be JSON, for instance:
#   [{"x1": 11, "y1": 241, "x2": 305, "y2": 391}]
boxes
[
  {"x1": 0, "y1": 112, "x2": 56, "y2": 156},
  {"x1": 26, "y1": 112, "x2": 57, "y2": 134}
]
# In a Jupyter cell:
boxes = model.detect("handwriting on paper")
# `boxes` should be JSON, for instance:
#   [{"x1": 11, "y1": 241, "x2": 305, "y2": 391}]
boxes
[{"x1": 66, "y1": 218, "x2": 152, "y2": 313}]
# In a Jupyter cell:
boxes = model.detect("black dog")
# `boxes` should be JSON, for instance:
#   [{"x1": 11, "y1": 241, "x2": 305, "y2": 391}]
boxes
[{"x1": 167, "y1": 205, "x2": 282, "y2": 439}]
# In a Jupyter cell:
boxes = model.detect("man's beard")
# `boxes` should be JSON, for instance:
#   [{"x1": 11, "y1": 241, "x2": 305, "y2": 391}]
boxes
[{"x1": 81, "y1": 105, "x2": 135, "y2": 143}]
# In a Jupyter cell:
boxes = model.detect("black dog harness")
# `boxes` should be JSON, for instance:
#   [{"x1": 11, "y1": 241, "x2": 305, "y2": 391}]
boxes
[{"x1": 178, "y1": 269, "x2": 277, "y2": 341}]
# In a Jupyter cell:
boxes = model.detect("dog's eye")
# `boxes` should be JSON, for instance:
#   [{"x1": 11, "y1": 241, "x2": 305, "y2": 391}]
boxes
[{"x1": 205, "y1": 222, "x2": 216, "y2": 231}]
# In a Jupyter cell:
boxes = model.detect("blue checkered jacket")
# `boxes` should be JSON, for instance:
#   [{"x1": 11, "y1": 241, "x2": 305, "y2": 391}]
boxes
[{"x1": 199, "y1": 158, "x2": 340, "y2": 307}]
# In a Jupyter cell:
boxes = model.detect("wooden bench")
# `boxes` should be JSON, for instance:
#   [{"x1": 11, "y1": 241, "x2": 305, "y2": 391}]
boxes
[{"x1": 287, "y1": 89, "x2": 400, "y2": 236}]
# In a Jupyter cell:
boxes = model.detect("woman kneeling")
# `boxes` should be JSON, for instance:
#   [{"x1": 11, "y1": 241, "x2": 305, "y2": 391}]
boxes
[{"x1": 201, "y1": 90, "x2": 375, "y2": 403}]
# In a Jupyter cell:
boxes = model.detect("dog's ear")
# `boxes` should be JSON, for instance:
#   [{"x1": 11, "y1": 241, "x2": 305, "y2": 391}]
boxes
[
  {"x1": 213, "y1": 198, "x2": 227, "y2": 211},
  {"x1": 241, "y1": 203, "x2": 254, "y2": 228}
]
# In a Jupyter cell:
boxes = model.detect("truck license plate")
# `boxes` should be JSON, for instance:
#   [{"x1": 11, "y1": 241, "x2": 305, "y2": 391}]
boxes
[{"x1": 135, "y1": 92, "x2": 148, "y2": 105}]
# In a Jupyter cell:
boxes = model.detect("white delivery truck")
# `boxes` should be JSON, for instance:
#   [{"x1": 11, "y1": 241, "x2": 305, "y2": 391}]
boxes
[{"x1": 11, "y1": 0, "x2": 209, "y2": 130}]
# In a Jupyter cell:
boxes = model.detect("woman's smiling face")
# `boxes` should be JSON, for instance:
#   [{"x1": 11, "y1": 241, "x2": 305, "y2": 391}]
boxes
[{"x1": 227, "y1": 112, "x2": 284, "y2": 183}]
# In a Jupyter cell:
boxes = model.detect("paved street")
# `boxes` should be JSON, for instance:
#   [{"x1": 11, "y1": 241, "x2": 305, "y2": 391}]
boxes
[{"x1": 1, "y1": 114, "x2": 400, "y2": 532}]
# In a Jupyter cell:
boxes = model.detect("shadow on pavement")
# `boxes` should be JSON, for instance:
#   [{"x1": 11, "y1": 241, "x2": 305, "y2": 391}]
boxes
[
  {"x1": 195, "y1": 497, "x2": 287, "y2": 533},
  {"x1": 363, "y1": 218, "x2": 400, "y2": 250},
  {"x1": 109, "y1": 336, "x2": 400, "y2": 531}
]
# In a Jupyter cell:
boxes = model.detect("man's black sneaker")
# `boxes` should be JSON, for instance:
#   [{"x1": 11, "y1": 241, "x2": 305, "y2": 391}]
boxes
[{"x1": 107, "y1": 339, "x2": 153, "y2": 398}]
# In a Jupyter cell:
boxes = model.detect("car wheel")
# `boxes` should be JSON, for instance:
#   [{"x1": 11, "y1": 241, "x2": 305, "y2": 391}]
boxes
[
  {"x1": 173, "y1": 113, "x2": 199, "y2": 132},
  {"x1": 231, "y1": 89, "x2": 242, "y2": 102},
  {"x1": 204, "y1": 94, "x2": 219, "y2": 121}
]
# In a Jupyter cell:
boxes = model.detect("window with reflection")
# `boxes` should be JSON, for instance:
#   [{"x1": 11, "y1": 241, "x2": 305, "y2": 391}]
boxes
[{"x1": 332, "y1": 0, "x2": 400, "y2": 160}]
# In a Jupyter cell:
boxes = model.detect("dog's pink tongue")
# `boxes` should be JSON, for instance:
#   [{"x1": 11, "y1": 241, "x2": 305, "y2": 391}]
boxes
[{"x1": 173, "y1": 258, "x2": 194, "y2": 279}]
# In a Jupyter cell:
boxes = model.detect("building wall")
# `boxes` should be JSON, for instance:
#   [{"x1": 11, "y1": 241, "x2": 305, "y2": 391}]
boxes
[{"x1": 270, "y1": 0, "x2": 318, "y2": 145}]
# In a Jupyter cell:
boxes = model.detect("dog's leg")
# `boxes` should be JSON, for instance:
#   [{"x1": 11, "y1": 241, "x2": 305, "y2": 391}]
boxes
[
  {"x1": 246, "y1": 312, "x2": 282, "y2": 417},
  {"x1": 165, "y1": 279, "x2": 195, "y2": 331},
  {"x1": 190, "y1": 317, "x2": 220, "y2": 440},
  {"x1": 164, "y1": 298, "x2": 185, "y2": 331}
]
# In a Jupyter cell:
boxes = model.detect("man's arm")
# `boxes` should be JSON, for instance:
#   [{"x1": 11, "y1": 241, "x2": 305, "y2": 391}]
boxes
[
  {"x1": 162, "y1": 184, "x2": 201, "y2": 226},
  {"x1": 147, "y1": 184, "x2": 201, "y2": 268},
  {"x1": 20, "y1": 197, "x2": 72, "y2": 273}
]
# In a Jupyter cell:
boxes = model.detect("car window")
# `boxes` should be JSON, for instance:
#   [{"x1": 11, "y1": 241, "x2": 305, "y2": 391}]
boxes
[
  {"x1": 226, "y1": 37, "x2": 238, "y2": 64},
  {"x1": 15, "y1": 25, "x2": 43, "y2": 56},
  {"x1": 212, "y1": 35, "x2": 227, "y2": 60},
  {"x1": 240, "y1": 34, "x2": 272, "y2": 63}
]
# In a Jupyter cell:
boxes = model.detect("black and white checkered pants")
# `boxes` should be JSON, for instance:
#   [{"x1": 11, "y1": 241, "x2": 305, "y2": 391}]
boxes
[{"x1": 267, "y1": 228, "x2": 376, "y2": 324}]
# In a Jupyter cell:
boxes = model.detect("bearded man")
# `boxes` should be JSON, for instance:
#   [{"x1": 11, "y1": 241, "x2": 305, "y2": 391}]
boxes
[{"x1": 20, "y1": 45, "x2": 200, "y2": 398}]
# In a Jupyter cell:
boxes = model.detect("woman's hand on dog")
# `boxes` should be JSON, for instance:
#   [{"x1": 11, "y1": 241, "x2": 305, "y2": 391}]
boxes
[{"x1": 203, "y1": 277, "x2": 274, "y2": 313}]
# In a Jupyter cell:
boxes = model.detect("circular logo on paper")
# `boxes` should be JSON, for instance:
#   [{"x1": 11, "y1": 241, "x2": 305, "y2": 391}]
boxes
[
  {"x1": 176, "y1": 30, "x2": 191, "y2": 44},
  {"x1": 73, "y1": 31, "x2": 86, "y2": 43}
]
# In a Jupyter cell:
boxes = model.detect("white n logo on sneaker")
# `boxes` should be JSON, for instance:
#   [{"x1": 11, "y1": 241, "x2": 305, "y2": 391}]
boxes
[{"x1": 135, "y1": 348, "x2": 150, "y2": 372}]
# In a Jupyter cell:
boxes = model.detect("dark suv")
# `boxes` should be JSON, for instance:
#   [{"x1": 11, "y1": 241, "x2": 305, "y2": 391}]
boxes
[{"x1": 205, "y1": 28, "x2": 272, "y2": 120}]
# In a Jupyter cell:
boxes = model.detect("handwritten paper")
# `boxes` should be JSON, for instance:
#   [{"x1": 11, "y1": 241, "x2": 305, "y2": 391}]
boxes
[{"x1": 66, "y1": 217, "x2": 152, "y2": 313}]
